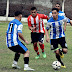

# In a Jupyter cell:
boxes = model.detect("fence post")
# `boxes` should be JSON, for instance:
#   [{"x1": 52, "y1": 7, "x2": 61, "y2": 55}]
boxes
[
  {"x1": 6, "y1": 0, "x2": 9, "y2": 21},
  {"x1": 62, "y1": 0, "x2": 65, "y2": 12}
]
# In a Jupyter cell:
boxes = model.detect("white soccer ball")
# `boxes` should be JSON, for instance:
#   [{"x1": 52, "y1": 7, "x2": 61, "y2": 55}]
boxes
[{"x1": 52, "y1": 61, "x2": 61, "y2": 70}]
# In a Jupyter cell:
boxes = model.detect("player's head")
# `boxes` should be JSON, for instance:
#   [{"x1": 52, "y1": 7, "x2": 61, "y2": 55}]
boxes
[
  {"x1": 15, "y1": 11, "x2": 22, "y2": 21},
  {"x1": 55, "y1": 3, "x2": 61, "y2": 10},
  {"x1": 30, "y1": 7, "x2": 37, "y2": 17},
  {"x1": 52, "y1": 8, "x2": 59, "y2": 19}
]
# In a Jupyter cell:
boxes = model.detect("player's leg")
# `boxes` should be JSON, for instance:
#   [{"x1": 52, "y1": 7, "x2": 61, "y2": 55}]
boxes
[
  {"x1": 18, "y1": 42, "x2": 34, "y2": 71},
  {"x1": 33, "y1": 42, "x2": 40, "y2": 59},
  {"x1": 59, "y1": 37, "x2": 68, "y2": 58},
  {"x1": 12, "y1": 53, "x2": 21, "y2": 69},
  {"x1": 55, "y1": 49, "x2": 65, "y2": 67},
  {"x1": 59, "y1": 37, "x2": 67, "y2": 68},
  {"x1": 8, "y1": 46, "x2": 21, "y2": 69},
  {"x1": 51, "y1": 39, "x2": 65, "y2": 68},
  {"x1": 38, "y1": 33, "x2": 46, "y2": 58},
  {"x1": 31, "y1": 32, "x2": 40, "y2": 59}
]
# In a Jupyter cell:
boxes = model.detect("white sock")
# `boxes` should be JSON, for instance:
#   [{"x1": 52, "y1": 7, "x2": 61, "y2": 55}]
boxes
[
  {"x1": 13, "y1": 60, "x2": 17, "y2": 65},
  {"x1": 24, "y1": 64, "x2": 28, "y2": 67}
]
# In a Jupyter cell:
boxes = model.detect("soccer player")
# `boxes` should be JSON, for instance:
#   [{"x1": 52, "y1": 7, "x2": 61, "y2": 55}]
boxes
[
  {"x1": 6, "y1": 11, "x2": 34, "y2": 71},
  {"x1": 28, "y1": 7, "x2": 49, "y2": 59},
  {"x1": 46, "y1": 8, "x2": 72, "y2": 68}
]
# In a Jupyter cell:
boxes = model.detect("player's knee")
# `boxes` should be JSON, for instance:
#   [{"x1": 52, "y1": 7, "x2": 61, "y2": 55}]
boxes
[
  {"x1": 39, "y1": 42, "x2": 43, "y2": 45},
  {"x1": 55, "y1": 50, "x2": 59, "y2": 55},
  {"x1": 62, "y1": 48, "x2": 68, "y2": 54},
  {"x1": 33, "y1": 42, "x2": 37, "y2": 47},
  {"x1": 26, "y1": 50, "x2": 30, "y2": 55}
]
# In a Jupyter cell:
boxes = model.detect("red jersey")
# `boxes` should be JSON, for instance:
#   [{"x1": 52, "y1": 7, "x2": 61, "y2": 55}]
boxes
[{"x1": 28, "y1": 13, "x2": 48, "y2": 33}]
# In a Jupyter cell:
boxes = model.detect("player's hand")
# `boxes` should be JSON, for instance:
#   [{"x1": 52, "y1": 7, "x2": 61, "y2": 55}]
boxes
[
  {"x1": 46, "y1": 37, "x2": 50, "y2": 43},
  {"x1": 31, "y1": 27, "x2": 36, "y2": 31},
  {"x1": 25, "y1": 40, "x2": 29, "y2": 45},
  {"x1": 64, "y1": 26, "x2": 66, "y2": 32}
]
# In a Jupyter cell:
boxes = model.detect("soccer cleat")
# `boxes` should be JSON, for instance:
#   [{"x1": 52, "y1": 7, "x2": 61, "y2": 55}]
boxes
[
  {"x1": 60, "y1": 52, "x2": 64, "y2": 58},
  {"x1": 35, "y1": 55, "x2": 40, "y2": 59},
  {"x1": 42, "y1": 52, "x2": 46, "y2": 58},
  {"x1": 12, "y1": 64, "x2": 20, "y2": 69},
  {"x1": 24, "y1": 67, "x2": 34, "y2": 71},
  {"x1": 61, "y1": 65, "x2": 66, "y2": 68}
]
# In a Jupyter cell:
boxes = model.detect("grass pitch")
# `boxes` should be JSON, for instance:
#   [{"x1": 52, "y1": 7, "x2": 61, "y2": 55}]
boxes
[{"x1": 0, "y1": 22, "x2": 72, "y2": 72}]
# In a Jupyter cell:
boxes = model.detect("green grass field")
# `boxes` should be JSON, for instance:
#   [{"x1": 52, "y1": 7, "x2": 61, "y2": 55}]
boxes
[{"x1": 0, "y1": 22, "x2": 72, "y2": 72}]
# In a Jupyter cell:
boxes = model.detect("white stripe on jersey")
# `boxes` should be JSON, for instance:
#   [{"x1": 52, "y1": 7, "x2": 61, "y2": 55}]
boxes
[
  {"x1": 40, "y1": 18, "x2": 43, "y2": 33},
  {"x1": 31, "y1": 16, "x2": 34, "y2": 27},
  {"x1": 8, "y1": 34, "x2": 11, "y2": 47},
  {"x1": 36, "y1": 15, "x2": 39, "y2": 32},
  {"x1": 55, "y1": 21, "x2": 60, "y2": 38},
  {"x1": 13, "y1": 24, "x2": 18, "y2": 45}
]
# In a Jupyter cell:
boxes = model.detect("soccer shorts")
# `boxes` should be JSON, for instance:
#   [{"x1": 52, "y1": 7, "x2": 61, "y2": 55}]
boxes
[
  {"x1": 50, "y1": 37, "x2": 68, "y2": 50},
  {"x1": 31, "y1": 32, "x2": 44, "y2": 43},
  {"x1": 8, "y1": 42, "x2": 28, "y2": 54}
]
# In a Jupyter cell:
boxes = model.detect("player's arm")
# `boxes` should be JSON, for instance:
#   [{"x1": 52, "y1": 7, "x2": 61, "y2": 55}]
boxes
[
  {"x1": 27, "y1": 17, "x2": 36, "y2": 31},
  {"x1": 45, "y1": 29, "x2": 50, "y2": 43},
  {"x1": 45, "y1": 22, "x2": 50, "y2": 43},
  {"x1": 18, "y1": 33, "x2": 29, "y2": 44},
  {"x1": 64, "y1": 22, "x2": 67, "y2": 32},
  {"x1": 18, "y1": 24, "x2": 29, "y2": 44},
  {"x1": 41, "y1": 14, "x2": 50, "y2": 21}
]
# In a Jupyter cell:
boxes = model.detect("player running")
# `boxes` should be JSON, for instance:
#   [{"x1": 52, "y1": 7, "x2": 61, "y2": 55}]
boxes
[
  {"x1": 46, "y1": 8, "x2": 72, "y2": 68},
  {"x1": 6, "y1": 11, "x2": 34, "y2": 71},
  {"x1": 28, "y1": 7, "x2": 49, "y2": 59}
]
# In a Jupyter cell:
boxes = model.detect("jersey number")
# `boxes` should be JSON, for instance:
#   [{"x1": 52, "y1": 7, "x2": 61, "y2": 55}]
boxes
[{"x1": 9, "y1": 23, "x2": 13, "y2": 33}]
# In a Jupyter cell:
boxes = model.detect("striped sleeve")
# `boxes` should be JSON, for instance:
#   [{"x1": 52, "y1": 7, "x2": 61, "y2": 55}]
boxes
[{"x1": 17, "y1": 24, "x2": 23, "y2": 33}]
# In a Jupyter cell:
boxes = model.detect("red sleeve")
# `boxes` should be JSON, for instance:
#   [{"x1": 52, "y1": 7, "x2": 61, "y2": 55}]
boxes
[
  {"x1": 28, "y1": 16, "x2": 31, "y2": 27},
  {"x1": 40, "y1": 14, "x2": 48, "y2": 19}
]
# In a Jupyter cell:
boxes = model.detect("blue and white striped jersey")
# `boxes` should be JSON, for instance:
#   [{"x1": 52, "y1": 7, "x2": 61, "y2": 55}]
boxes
[
  {"x1": 46, "y1": 15, "x2": 70, "y2": 39},
  {"x1": 6, "y1": 19, "x2": 23, "y2": 47},
  {"x1": 49, "y1": 10, "x2": 65, "y2": 18}
]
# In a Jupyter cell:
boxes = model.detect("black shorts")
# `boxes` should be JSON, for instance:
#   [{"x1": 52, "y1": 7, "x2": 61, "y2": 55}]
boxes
[
  {"x1": 8, "y1": 42, "x2": 28, "y2": 54},
  {"x1": 31, "y1": 32, "x2": 44, "y2": 43},
  {"x1": 50, "y1": 37, "x2": 67, "y2": 50}
]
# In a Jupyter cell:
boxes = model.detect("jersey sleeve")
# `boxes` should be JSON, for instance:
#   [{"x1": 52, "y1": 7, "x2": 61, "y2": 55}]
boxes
[
  {"x1": 28, "y1": 17, "x2": 31, "y2": 27},
  {"x1": 40, "y1": 14, "x2": 48, "y2": 19},
  {"x1": 17, "y1": 24, "x2": 23, "y2": 33},
  {"x1": 49, "y1": 12, "x2": 52, "y2": 18},
  {"x1": 63, "y1": 16, "x2": 70, "y2": 23}
]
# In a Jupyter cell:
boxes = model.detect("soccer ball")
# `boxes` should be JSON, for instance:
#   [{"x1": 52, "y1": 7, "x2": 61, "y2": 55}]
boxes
[{"x1": 52, "y1": 61, "x2": 61, "y2": 70}]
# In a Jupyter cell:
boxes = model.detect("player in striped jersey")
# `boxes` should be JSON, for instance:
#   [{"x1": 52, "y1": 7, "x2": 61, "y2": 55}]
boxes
[
  {"x1": 46, "y1": 8, "x2": 72, "y2": 68},
  {"x1": 28, "y1": 7, "x2": 49, "y2": 59},
  {"x1": 6, "y1": 11, "x2": 34, "y2": 71}
]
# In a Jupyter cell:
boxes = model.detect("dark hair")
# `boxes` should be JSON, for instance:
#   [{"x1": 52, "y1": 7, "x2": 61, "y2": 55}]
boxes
[
  {"x1": 31, "y1": 7, "x2": 37, "y2": 11},
  {"x1": 52, "y1": 8, "x2": 59, "y2": 12},
  {"x1": 15, "y1": 11, "x2": 22, "y2": 16},
  {"x1": 55, "y1": 3, "x2": 60, "y2": 6}
]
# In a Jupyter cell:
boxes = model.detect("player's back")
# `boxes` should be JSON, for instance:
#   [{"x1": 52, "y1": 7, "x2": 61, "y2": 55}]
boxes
[{"x1": 6, "y1": 19, "x2": 22, "y2": 47}]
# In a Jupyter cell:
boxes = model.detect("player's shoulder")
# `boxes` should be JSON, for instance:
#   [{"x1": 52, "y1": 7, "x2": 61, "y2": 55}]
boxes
[
  {"x1": 11, "y1": 19, "x2": 22, "y2": 25},
  {"x1": 48, "y1": 17, "x2": 54, "y2": 22},
  {"x1": 58, "y1": 15, "x2": 65, "y2": 20},
  {"x1": 59, "y1": 10, "x2": 64, "y2": 13}
]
